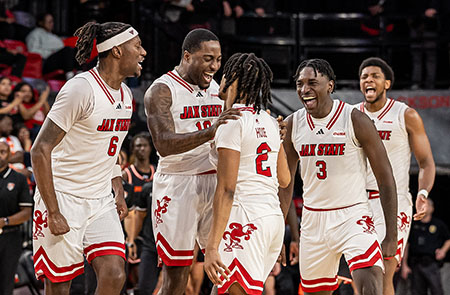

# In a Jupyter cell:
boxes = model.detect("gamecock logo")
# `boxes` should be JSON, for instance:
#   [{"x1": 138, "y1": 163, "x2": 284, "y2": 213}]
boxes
[
  {"x1": 154, "y1": 196, "x2": 171, "y2": 227},
  {"x1": 33, "y1": 210, "x2": 48, "y2": 240},
  {"x1": 397, "y1": 212, "x2": 411, "y2": 232},
  {"x1": 222, "y1": 222, "x2": 257, "y2": 252},
  {"x1": 357, "y1": 215, "x2": 376, "y2": 234}
]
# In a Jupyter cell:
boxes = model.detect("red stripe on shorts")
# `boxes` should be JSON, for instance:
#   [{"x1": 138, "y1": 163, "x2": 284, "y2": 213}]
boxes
[
  {"x1": 347, "y1": 241, "x2": 383, "y2": 272},
  {"x1": 300, "y1": 275, "x2": 339, "y2": 293},
  {"x1": 156, "y1": 233, "x2": 194, "y2": 266},
  {"x1": 218, "y1": 258, "x2": 264, "y2": 295}
]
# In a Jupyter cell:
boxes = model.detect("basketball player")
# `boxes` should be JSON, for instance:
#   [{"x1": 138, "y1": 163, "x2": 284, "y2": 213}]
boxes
[
  {"x1": 31, "y1": 22, "x2": 146, "y2": 294},
  {"x1": 203, "y1": 53, "x2": 290, "y2": 295},
  {"x1": 144, "y1": 29, "x2": 240, "y2": 295},
  {"x1": 357, "y1": 57, "x2": 435, "y2": 295},
  {"x1": 279, "y1": 59, "x2": 398, "y2": 294}
]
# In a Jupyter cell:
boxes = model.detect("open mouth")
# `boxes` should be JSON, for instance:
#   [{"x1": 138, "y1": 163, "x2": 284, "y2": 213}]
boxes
[
  {"x1": 137, "y1": 60, "x2": 144, "y2": 70},
  {"x1": 365, "y1": 86, "x2": 376, "y2": 95},
  {"x1": 302, "y1": 96, "x2": 317, "y2": 109},
  {"x1": 203, "y1": 72, "x2": 214, "y2": 83}
]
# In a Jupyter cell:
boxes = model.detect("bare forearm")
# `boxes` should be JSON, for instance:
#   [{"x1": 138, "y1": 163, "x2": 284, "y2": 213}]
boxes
[
  {"x1": 129, "y1": 211, "x2": 146, "y2": 242},
  {"x1": 440, "y1": 240, "x2": 450, "y2": 255},
  {"x1": 286, "y1": 201, "x2": 299, "y2": 242},
  {"x1": 207, "y1": 190, "x2": 234, "y2": 250},
  {"x1": 379, "y1": 182, "x2": 398, "y2": 240},
  {"x1": 279, "y1": 183, "x2": 294, "y2": 219},
  {"x1": 4, "y1": 207, "x2": 32, "y2": 226},
  {"x1": 417, "y1": 159, "x2": 435, "y2": 192},
  {"x1": 9, "y1": 151, "x2": 24, "y2": 164},
  {"x1": 31, "y1": 146, "x2": 59, "y2": 214}
]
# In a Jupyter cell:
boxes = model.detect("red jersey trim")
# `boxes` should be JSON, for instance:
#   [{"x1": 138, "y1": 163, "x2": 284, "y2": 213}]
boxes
[
  {"x1": 167, "y1": 71, "x2": 194, "y2": 93},
  {"x1": 367, "y1": 190, "x2": 380, "y2": 199},
  {"x1": 326, "y1": 101, "x2": 345, "y2": 130},
  {"x1": 156, "y1": 233, "x2": 194, "y2": 266},
  {"x1": 33, "y1": 246, "x2": 85, "y2": 283},
  {"x1": 377, "y1": 99, "x2": 395, "y2": 120},
  {"x1": 347, "y1": 241, "x2": 383, "y2": 273},
  {"x1": 235, "y1": 106, "x2": 256, "y2": 114},
  {"x1": 306, "y1": 113, "x2": 315, "y2": 130},
  {"x1": 359, "y1": 102, "x2": 365, "y2": 112},
  {"x1": 89, "y1": 69, "x2": 123, "y2": 104},
  {"x1": 84, "y1": 241, "x2": 126, "y2": 263},
  {"x1": 218, "y1": 258, "x2": 264, "y2": 295},
  {"x1": 300, "y1": 276, "x2": 339, "y2": 293}
]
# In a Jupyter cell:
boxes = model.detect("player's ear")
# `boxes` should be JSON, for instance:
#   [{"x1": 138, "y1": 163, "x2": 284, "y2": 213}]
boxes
[
  {"x1": 183, "y1": 50, "x2": 191, "y2": 63},
  {"x1": 112, "y1": 46, "x2": 122, "y2": 58},
  {"x1": 328, "y1": 80, "x2": 335, "y2": 93},
  {"x1": 385, "y1": 80, "x2": 391, "y2": 90}
]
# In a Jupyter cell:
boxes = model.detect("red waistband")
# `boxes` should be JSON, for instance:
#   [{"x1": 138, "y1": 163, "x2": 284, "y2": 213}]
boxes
[
  {"x1": 367, "y1": 190, "x2": 380, "y2": 199},
  {"x1": 303, "y1": 202, "x2": 361, "y2": 212},
  {"x1": 197, "y1": 170, "x2": 217, "y2": 175}
]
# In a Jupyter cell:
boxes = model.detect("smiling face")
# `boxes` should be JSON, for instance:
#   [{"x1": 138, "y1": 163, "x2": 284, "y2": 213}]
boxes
[
  {"x1": 360, "y1": 66, "x2": 390, "y2": 105},
  {"x1": 118, "y1": 36, "x2": 146, "y2": 78},
  {"x1": 296, "y1": 67, "x2": 334, "y2": 118},
  {"x1": 184, "y1": 40, "x2": 221, "y2": 89},
  {"x1": 18, "y1": 84, "x2": 33, "y2": 103},
  {"x1": 0, "y1": 78, "x2": 12, "y2": 98}
]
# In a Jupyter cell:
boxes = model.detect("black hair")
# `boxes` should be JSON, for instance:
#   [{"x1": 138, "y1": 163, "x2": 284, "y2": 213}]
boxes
[
  {"x1": 10, "y1": 82, "x2": 36, "y2": 102},
  {"x1": 222, "y1": 52, "x2": 273, "y2": 113},
  {"x1": 74, "y1": 21, "x2": 131, "y2": 65},
  {"x1": 130, "y1": 132, "x2": 152, "y2": 154},
  {"x1": 36, "y1": 12, "x2": 51, "y2": 27},
  {"x1": 0, "y1": 76, "x2": 10, "y2": 83},
  {"x1": 294, "y1": 59, "x2": 337, "y2": 93},
  {"x1": 359, "y1": 57, "x2": 395, "y2": 89},
  {"x1": 181, "y1": 28, "x2": 219, "y2": 55}
]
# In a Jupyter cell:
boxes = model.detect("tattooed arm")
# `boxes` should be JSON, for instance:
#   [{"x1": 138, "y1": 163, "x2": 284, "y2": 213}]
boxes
[
  {"x1": 144, "y1": 83, "x2": 240, "y2": 157},
  {"x1": 30, "y1": 118, "x2": 69, "y2": 236}
]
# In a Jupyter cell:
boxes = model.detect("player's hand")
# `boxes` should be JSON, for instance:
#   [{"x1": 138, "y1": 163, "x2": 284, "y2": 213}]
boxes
[
  {"x1": 127, "y1": 241, "x2": 138, "y2": 261},
  {"x1": 270, "y1": 262, "x2": 281, "y2": 276},
  {"x1": 115, "y1": 194, "x2": 128, "y2": 221},
  {"x1": 381, "y1": 236, "x2": 397, "y2": 258},
  {"x1": 435, "y1": 248, "x2": 446, "y2": 260},
  {"x1": 289, "y1": 240, "x2": 299, "y2": 265},
  {"x1": 204, "y1": 249, "x2": 230, "y2": 285},
  {"x1": 277, "y1": 244, "x2": 287, "y2": 267},
  {"x1": 400, "y1": 264, "x2": 411, "y2": 280},
  {"x1": 413, "y1": 194, "x2": 427, "y2": 220},
  {"x1": 48, "y1": 211, "x2": 70, "y2": 236},
  {"x1": 210, "y1": 108, "x2": 241, "y2": 133}
]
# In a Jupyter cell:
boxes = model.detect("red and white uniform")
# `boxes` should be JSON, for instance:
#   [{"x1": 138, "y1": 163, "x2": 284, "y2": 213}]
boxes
[
  {"x1": 149, "y1": 69, "x2": 223, "y2": 266},
  {"x1": 292, "y1": 100, "x2": 383, "y2": 293},
  {"x1": 33, "y1": 67, "x2": 132, "y2": 282},
  {"x1": 210, "y1": 104, "x2": 284, "y2": 295},
  {"x1": 358, "y1": 99, "x2": 412, "y2": 262}
]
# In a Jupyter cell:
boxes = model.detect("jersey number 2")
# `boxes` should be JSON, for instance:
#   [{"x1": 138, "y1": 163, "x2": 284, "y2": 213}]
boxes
[
  {"x1": 256, "y1": 142, "x2": 272, "y2": 177},
  {"x1": 316, "y1": 160, "x2": 327, "y2": 179},
  {"x1": 108, "y1": 136, "x2": 119, "y2": 156}
]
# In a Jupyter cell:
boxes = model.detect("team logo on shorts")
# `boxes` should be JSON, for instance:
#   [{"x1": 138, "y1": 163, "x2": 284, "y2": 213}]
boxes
[
  {"x1": 222, "y1": 222, "x2": 257, "y2": 252},
  {"x1": 397, "y1": 212, "x2": 411, "y2": 232},
  {"x1": 154, "y1": 196, "x2": 172, "y2": 227},
  {"x1": 356, "y1": 216, "x2": 376, "y2": 234},
  {"x1": 33, "y1": 210, "x2": 48, "y2": 240}
]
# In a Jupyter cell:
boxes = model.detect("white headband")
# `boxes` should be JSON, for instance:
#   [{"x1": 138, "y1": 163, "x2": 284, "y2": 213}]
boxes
[{"x1": 96, "y1": 27, "x2": 138, "y2": 53}]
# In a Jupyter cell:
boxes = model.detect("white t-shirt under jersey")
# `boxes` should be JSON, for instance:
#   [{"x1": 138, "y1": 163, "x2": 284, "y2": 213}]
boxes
[
  {"x1": 149, "y1": 69, "x2": 223, "y2": 175},
  {"x1": 357, "y1": 99, "x2": 411, "y2": 196},
  {"x1": 210, "y1": 104, "x2": 282, "y2": 220},
  {"x1": 45, "y1": 67, "x2": 133, "y2": 199},
  {"x1": 291, "y1": 100, "x2": 368, "y2": 209}
]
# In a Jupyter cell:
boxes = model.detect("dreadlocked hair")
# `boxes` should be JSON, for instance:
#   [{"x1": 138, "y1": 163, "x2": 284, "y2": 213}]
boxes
[
  {"x1": 294, "y1": 59, "x2": 337, "y2": 93},
  {"x1": 74, "y1": 21, "x2": 131, "y2": 65},
  {"x1": 222, "y1": 53, "x2": 273, "y2": 114}
]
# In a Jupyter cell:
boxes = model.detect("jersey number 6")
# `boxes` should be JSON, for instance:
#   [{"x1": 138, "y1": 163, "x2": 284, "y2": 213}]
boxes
[
  {"x1": 256, "y1": 142, "x2": 272, "y2": 177},
  {"x1": 108, "y1": 136, "x2": 119, "y2": 156}
]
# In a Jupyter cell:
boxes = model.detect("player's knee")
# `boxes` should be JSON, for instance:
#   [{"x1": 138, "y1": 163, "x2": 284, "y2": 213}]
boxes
[
  {"x1": 97, "y1": 262, "x2": 126, "y2": 286},
  {"x1": 352, "y1": 265, "x2": 383, "y2": 287}
]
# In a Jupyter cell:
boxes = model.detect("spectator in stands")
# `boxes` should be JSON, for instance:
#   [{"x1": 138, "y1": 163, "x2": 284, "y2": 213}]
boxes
[
  {"x1": 407, "y1": 0, "x2": 439, "y2": 89},
  {"x1": 0, "y1": 140, "x2": 33, "y2": 294},
  {"x1": 0, "y1": 114, "x2": 24, "y2": 166},
  {"x1": 230, "y1": 0, "x2": 275, "y2": 16},
  {"x1": 14, "y1": 123, "x2": 32, "y2": 171},
  {"x1": 0, "y1": 42, "x2": 27, "y2": 79},
  {"x1": 12, "y1": 82, "x2": 50, "y2": 140},
  {"x1": 401, "y1": 198, "x2": 450, "y2": 295},
  {"x1": 0, "y1": 2, "x2": 30, "y2": 41},
  {"x1": 0, "y1": 77, "x2": 23, "y2": 115},
  {"x1": 25, "y1": 13, "x2": 78, "y2": 80},
  {"x1": 223, "y1": 0, "x2": 244, "y2": 18}
]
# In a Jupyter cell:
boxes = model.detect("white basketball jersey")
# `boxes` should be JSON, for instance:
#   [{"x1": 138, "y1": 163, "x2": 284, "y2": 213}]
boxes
[
  {"x1": 358, "y1": 99, "x2": 411, "y2": 195},
  {"x1": 211, "y1": 104, "x2": 282, "y2": 219},
  {"x1": 291, "y1": 100, "x2": 367, "y2": 209},
  {"x1": 149, "y1": 69, "x2": 223, "y2": 174},
  {"x1": 47, "y1": 68, "x2": 132, "y2": 198}
]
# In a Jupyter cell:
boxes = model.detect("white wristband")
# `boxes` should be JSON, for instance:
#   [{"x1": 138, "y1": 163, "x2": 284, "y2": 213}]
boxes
[
  {"x1": 112, "y1": 164, "x2": 122, "y2": 178},
  {"x1": 418, "y1": 189, "x2": 429, "y2": 199}
]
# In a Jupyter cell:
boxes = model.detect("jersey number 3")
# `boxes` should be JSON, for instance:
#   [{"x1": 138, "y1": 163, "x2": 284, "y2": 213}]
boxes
[
  {"x1": 256, "y1": 142, "x2": 272, "y2": 177},
  {"x1": 316, "y1": 160, "x2": 327, "y2": 179}
]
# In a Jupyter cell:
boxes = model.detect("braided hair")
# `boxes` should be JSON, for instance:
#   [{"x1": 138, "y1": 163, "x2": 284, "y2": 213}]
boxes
[
  {"x1": 294, "y1": 59, "x2": 337, "y2": 93},
  {"x1": 74, "y1": 22, "x2": 131, "y2": 65},
  {"x1": 359, "y1": 57, "x2": 394, "y2": 89},
  {"x1": 222, "y1": 53, "x2": 273, "y2": 113}
]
